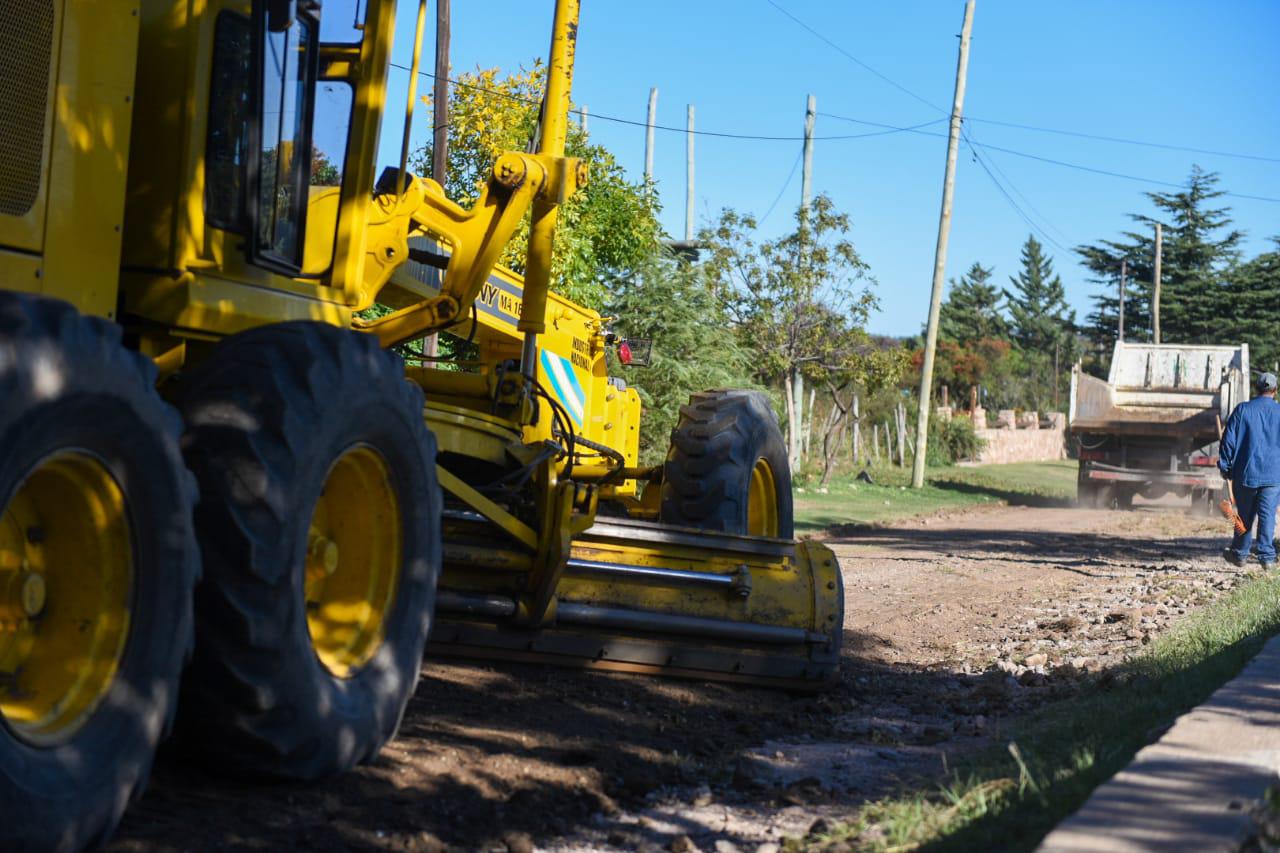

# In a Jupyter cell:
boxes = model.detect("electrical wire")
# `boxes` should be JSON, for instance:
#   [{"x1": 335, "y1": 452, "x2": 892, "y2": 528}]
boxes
[
  {"x1": 960, "y1": 126, "x2": 1072, "y2": 251},
  {"x1": 820, "y1": 111, "x2": 1280, "y2": 204},
  {"x1": 963, "y1": 124, "x2": 1071, "y2": 243},
  {"x1": 389, "y1": 64, "x2": 1280, "y2": 202},
  {"x1": 763, "y1": 0, "x2": 1280, "y2": 172},
  {"x1": 964, "y1": 135, "x2": 1070, "y2": 253},
  {"x1": 757, "y1": 146, "x2": 803, "y2": 226},
  {"x1": 762, "y1": 0, "x2": 946, "y2": 115},
  {"x1": 967, "y1": 116, "x2": 1280, "y2": 165},
  {"x1": 389, "y1": 62, "x2": 943, "y2": 143}
]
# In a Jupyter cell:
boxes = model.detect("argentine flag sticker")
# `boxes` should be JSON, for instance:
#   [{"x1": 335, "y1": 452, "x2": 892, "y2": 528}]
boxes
[{"x1": 540, "y1": 349, "x2": 587, "y2": 428}]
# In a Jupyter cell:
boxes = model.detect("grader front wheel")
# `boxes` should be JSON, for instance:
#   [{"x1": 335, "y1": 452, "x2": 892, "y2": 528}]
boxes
[
  {"x1": 177, "y1": 323, "x2": 440, "y2": 780},
  {"x1": 0, "y1": 293, "x2": 198, "y2": 852},
  {"x1": 660, "y1": 390, "x2": 793, "y2": 538}
]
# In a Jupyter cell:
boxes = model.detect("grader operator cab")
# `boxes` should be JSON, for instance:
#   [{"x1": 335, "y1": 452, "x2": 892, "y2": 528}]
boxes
[{"x1": 0, "y1": 0, "x2": 843, "y2": 848}]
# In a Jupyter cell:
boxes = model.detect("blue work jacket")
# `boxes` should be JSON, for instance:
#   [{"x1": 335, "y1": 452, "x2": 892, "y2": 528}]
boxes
[{"x1": 1219, "y1": 395, "x2": 1280, "y2": 487}]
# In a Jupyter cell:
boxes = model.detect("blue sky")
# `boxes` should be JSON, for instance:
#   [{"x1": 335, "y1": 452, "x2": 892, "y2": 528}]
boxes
[{"x1": 372, "y1": 1, "x2": 1279, "y2": 338}]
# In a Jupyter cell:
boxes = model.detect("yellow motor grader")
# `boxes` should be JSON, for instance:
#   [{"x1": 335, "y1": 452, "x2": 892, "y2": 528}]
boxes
[{"x1": 0, "y1": 0, "x2": 843, "y2": 848}]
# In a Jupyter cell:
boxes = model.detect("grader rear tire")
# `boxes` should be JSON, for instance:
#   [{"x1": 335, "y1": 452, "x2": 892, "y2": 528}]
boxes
[
  {"x1": 660, "y1": 390, "x2": 793, "y2": 538},
  {"x1": 176, "y1": 322, "x2": 440, "y2": 780},
  {"x1": 0, "y1": 293, "x2": 198, "y2": 852}
]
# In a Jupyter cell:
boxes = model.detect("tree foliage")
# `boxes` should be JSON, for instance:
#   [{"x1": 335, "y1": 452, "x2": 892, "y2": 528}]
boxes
[
  {"x1": 939, "y1": 262, "x2": 1007, "y2": 343},
  {"x1": 699, "y1": 198, "x2": 908, "y2": 479},
  {"x1": 1079, "y1": 167, "x2": 1244, "y2": 369},
  {"x1": 414, "y1": 64, "x2": 662, "y2": 309},
  {"x1": 606, "y1": 253, "x2": 757, "y2": 465}
]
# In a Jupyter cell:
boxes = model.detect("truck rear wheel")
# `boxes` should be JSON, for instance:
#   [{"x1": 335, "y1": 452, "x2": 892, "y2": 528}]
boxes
[
  {"x1": 176, "y1": 323, "x2": 440, "y2": 780},
  {"x1": 660, "y1": 390, "x2": 792, "y2": 538},
  {"x1": 0, "y1": 293, "x2": 198, "y2": 852}
]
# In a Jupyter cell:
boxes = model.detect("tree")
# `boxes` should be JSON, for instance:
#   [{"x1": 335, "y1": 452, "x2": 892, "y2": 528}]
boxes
[
  {"x1": 1227, "y1": 238, "x2": 1280, "y2": 371},
  {"x1": 700, "y1": 197, "x2": 907, "y2": 474},
  {"x1": 1005, "y1": 235, "x2": 1076, "y2": 411},
  {"x1": 605, "y1": 252, "x2": 756, "y2": 466},
  {"x1": 1080, "y1": 167, "x2": 1242, "y2": 365},
  {"x1": 414, "y1": 64, "x2": 662, "y2": 309},
  {"x1": 938, "y1": 262, "x2": 1007, "y2": 343}
]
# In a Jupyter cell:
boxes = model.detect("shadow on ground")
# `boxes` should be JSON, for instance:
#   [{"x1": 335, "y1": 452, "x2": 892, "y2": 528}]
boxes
[
  {"x1": 109, "y1": 510, "x2": 1223, "y2": 852},
  {"x1": 107, "y1": 625, "x2": 1061, "y2": 852}
]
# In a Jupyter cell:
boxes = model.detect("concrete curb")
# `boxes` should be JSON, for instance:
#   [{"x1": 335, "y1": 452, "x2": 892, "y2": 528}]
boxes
[{"x1": 1037, "y1": 634, "x2": 1280, "y2": 851}]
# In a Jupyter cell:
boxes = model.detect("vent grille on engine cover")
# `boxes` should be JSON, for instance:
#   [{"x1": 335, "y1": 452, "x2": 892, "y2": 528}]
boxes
[{"x1": 0, "y1": 0, "x2": 54, "y2": 217}]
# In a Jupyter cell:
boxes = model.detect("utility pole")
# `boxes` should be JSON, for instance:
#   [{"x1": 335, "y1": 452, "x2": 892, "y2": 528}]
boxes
[
  {"x1": 801, "y1": 94, "x2": 815, "y2": 214},
  {"x1": 792, "y1": 94, "x2": 817, "y2": 468},
  {"x1": 911, "y1": 0, "x2": 975, "y2": 489},
  {"x1": 1152, "y1": 223, "x2": 1163, "y2": 344},
  {"x1": 685, "y1": 104, "x2": 695, "y2": 241},
  {"x1": 580, "y1": 104, "x2": 588, "y2": 134},
  {"x1": 644, "y1": 88, "x2": 658, "y2": 182},
  {"x1": 425, "y1": 0, "x2": 450, "y2": 361},
  {"x1": 431, "y1": 0, "x2": 450, "y2": 186},
  {"x1": 1118, "y1": 258, "x2": 1127, "y2": 342}
]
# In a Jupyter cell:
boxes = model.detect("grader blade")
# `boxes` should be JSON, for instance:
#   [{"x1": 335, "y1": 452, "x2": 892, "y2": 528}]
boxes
[{"x1": 429, "y1": 513, "x2": 844, "y2": 690}]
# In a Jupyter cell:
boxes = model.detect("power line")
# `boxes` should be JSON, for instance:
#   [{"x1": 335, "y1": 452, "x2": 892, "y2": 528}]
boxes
[
  {"x1": 962, "y1": 125, "x2": 1072, "y2": 246},
  {"x1": 970, "y1": 137, "x2": 1280, "y2": 203},
  {"x1": 390, "y1": 62, "x2": 942, "y2": 142},
  {"x1": 390, "y1": 60, "x2": 1280, "y2": 205},
  {"x1": 820, "y1": 110, "x2": 1280, "y2": 204},
  {"x1": 964, "y1": 136, "x2": 1069, "y2": 253},
  {"x1": 967, "y1": 116, "x2": 1280, "y2": 165},
  {"x1": 758, "y1": 146, "x2": 804, "y2": 225},
  {"x1": 762, "y1": 0, "x2": 946, "y2": 115}
]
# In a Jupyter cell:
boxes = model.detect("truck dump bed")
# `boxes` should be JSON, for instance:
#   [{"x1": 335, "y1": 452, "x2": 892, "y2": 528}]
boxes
[{"x1": 1069, "y1": 342, "x2": 1248, "y2": 442}]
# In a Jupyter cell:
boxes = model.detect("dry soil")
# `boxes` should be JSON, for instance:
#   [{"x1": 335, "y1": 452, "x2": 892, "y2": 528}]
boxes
[{"x1": 109, "y1": 502, "x2": 1246, "y2": 853}]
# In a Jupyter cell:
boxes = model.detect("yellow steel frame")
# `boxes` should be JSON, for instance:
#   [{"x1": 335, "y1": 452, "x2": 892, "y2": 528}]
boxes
[{"x1": 0, "y1": 0, "x2": 841, "y2": 691}]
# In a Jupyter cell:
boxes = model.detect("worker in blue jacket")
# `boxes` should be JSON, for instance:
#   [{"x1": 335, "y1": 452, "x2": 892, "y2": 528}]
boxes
[{"x1": 1219, "y1": 372, "x2": 1280, "y2": 569}]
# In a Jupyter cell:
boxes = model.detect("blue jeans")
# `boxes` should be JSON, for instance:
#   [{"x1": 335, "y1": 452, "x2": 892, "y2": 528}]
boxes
[{"x1": 1231, "y1": 483, "x2": 1280, "y2": 563}]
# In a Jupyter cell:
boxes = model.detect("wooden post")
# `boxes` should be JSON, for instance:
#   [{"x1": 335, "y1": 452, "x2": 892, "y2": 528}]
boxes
[
  {"x1": 1118, "y1": 258, "x2": 1127, "y2": 343},
  {"x1": 685, "y1": 104, "x2": 695, "y2": 241},
  {"x1": 790, "y1": 368, "x2": 804, "y2": 468},
  {"x1": 803, "y1": 386, "x2": 816, "y2": 459},
  {"x1": 431, "y1": 0, "x2": 450, "y2": 185},
  {"x1": 424, "y1": 0, "x2": 451, "y2": 361},
  {"x1": 1152, "y1": 223, "x2": 1163, "y2": 344},
  {"x1": 873, "y1": 423, "x2": 880, "y2": 463},
  {"x1": 897, "y1": 403, "x2": 907, "y2": 467},
  {"x1": 912, "y1": 0, "x2": 975, "y2": 488},
  {"x1": 852, "y1": 394, "x2": 861, "y2": 464},
  {"x1": 644, "y1": 88, "x2": 658, "y2": 181},
  {"x1": 801, "y1": 94, "x2": 815, "y2": 215}
]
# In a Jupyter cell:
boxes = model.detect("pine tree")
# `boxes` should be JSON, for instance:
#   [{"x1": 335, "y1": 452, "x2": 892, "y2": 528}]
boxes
[
  {"x1": 938, "y1": 262, "x2": 1007, "y2": 343},
  {"x1": 1005, "y1": 235, "x2": 1076, "y2": 410},
  {"x1": 1227, "y1": 238, "x2": 1280, "y2": 372},
  {"x1": 1005, "y1": 235, "x2": 1075, "y2": 353},
  {"x1": 1079, "y1": 167, "x2": 1241, "y2": 357}
]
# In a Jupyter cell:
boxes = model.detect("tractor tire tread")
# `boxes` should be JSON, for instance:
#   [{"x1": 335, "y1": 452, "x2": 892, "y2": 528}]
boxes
[
  {"x1": 660, "y1": 389, "x2": 793, "y2": 537},
  {"x1": 177, "y1": 322, "x2": 439, "y2": 781}
]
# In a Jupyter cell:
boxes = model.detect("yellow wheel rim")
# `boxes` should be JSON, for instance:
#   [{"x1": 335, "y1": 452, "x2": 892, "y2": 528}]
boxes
[
  {"x1": 746, "y1": 457, "x2": 780, "y2": 538},
  {"x1": 0, "y1": 453, "x2": 133, "y2": 746},
  {"x1": 305, "y1": 446, "x2": 401, "y2": 678}
]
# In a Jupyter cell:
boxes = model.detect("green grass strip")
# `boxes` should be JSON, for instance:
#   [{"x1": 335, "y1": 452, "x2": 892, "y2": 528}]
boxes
[{"x1": 803, "y1": 572, "x2": 1280, "y2": 852}]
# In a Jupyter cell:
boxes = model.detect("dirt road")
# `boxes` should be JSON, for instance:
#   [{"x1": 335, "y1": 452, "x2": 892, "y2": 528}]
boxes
[{"x1": 110, "y1": 503, "x2": 1243, "y2": 852}]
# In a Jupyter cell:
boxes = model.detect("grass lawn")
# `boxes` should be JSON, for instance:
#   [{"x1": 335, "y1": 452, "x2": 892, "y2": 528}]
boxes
[
  {"x1": 793, "y1": 460, "x2": 1078, "y2": 534},
  {"x1": 804, "y1": 570, "x2": 1280, "y2": 851}
]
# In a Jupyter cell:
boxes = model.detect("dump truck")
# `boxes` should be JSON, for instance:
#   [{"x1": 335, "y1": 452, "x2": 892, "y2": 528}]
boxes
[
  {"x1": 1069, "y1": 341, "x2": 1249, "y2": 511},
  {"x1": 0, "y1": 1, "x2": 843, "y2": 849}
]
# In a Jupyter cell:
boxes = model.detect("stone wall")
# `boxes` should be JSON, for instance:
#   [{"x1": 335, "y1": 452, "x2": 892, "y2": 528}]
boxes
[{"x1": 964, "y1": 407, "x2": 1067, "y2": 465}]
